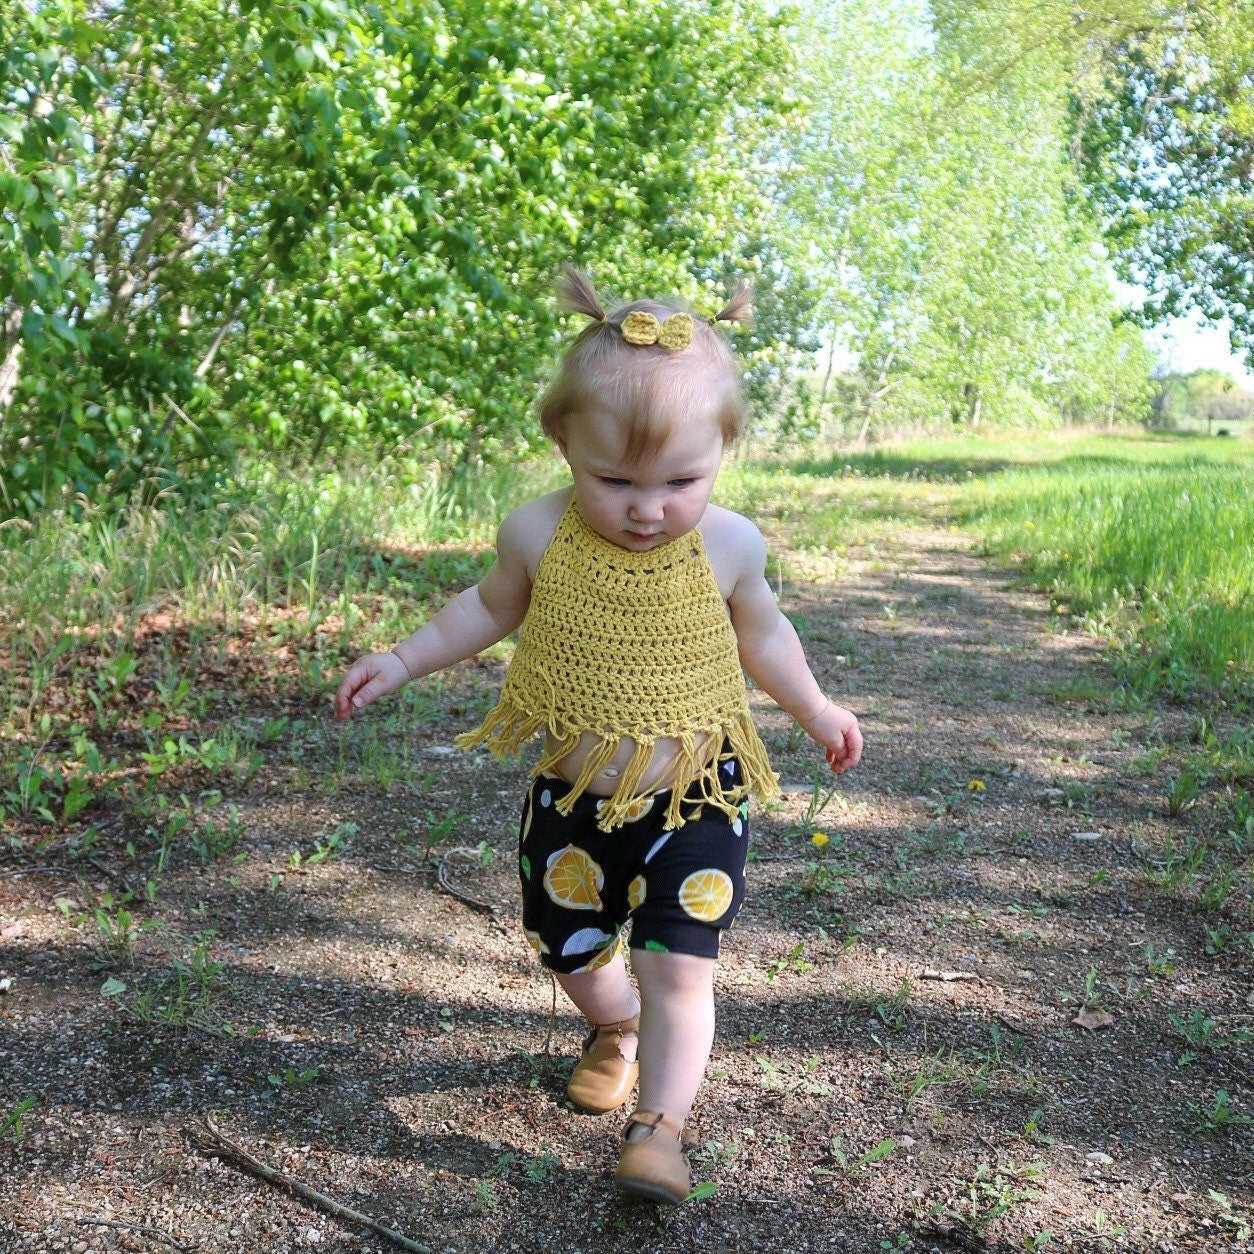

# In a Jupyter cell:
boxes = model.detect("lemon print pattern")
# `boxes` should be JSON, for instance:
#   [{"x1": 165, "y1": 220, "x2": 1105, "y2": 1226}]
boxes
[
  {"x1": 542, "y1": 845, "x2": 604, "y2": 911},
  {"x1": 596, "y1": 793, "x2": 656, "y2": 823},
  {"x1": 678, "y1": 868, "x2": 735, "y2": 922},
  {"x1": 627, "y1": 874, "x2": 646, "y2": 912},
  {"x1": 517, "y1": 735, "x2": 751, "y2": 971}
]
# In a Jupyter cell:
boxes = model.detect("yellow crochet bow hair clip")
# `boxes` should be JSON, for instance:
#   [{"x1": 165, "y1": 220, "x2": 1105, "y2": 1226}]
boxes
[{"x1": 619, "y1": 310, "x2": 695, "y2": 350}]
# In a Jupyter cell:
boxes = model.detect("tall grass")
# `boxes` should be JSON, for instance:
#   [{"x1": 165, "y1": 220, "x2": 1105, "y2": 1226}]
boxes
[
  {"x1": 1, "y1": 450, "x2": 561, "y2": 659},
  {"x1": 952, "y1": 443, "x2": 1254, "y2": 699}
]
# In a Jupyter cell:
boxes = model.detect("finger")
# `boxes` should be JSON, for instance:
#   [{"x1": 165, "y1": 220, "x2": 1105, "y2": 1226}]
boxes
[
  {"x1": 351, "y1": 675, "x2": 389, "y2": 710},
  {"x1": 843, "y1": 725, "x2": 863, "y2": 768}
]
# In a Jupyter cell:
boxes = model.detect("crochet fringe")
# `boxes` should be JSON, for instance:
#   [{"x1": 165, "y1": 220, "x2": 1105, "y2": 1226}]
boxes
[{"x1": 453, "y1": 697, "x2": 780, "y2": 833}]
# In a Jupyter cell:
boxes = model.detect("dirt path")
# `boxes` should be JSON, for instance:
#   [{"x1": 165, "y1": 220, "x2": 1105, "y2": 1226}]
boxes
[{"x1": 2, "y1": 520, "x2": 1250, "y2": 1252}]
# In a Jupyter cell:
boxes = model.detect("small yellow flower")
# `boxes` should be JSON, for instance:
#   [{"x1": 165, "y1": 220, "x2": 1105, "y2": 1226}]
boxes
[
  {"x1": 621, "y1": 311, "x2": 660, "y2": 345},
  {"x1": 968, "y1": 779, "x2": 986, "y2": 792},
  {"x1": 657, "y1": 312, "x2": 693, "y2": 349},
  {"x1": 810, "y1": 831, "x2": 830, "y2": 847}
]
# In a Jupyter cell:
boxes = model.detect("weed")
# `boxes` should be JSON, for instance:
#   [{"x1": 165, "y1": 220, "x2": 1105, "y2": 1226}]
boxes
[
  {"x1": 471, "y1": 1179, "x2": 498, "y2": 1214},
  {"x1": 690, "y1": 1138, "x2": 742, "y2": 1171},
  {"x1": 1, "y1": 1097, "x2": 37, "y2": 1143},
  {"x1": 898, "y1": 1046, "x2": 963, "y2": 1104},
  {"x1": 289, "y1": 821, "x2": 357, "y2": 869},
  {"x1": 1170, "y1": 1010, "x2": 1221, "y2": 1064},
  {"x1": 1085, "y1": 1208, "x2": 1128, "y2": 1241},
  {"x1": 812, "y1": 1134, "x2": 897, "y2": 1178},
  {"x1": 798, "y1": 860, "x2": 851, "y2": 897},
  {"x1": 1196, "y1": 868, "x2": 1236, "y2": 913},
  {"x1": 105, "y1": 928, "x2": 241, "y2": 1036},
  {"x1": 1131, "y1": 746, "x2": 1168, "y2": 776},
  {"x1": 1208, "y1": 1190, "x2": 1252, "y2": 1242},
  {"x1": 266, "y1": 1066, "x2": 324, "y2": 1089},
  {"x1": 189, "y1": 804, "x2": 245, "y2": 863},
  {"x1": 1141, "y1": 943, "x2": 1176, "y2": 976},
  {"x1": 928, "y1": 1159, "x2": 1045, "y2": 1236},
  {"x1": 1021, "y1": 1108, "x2": 1054, "y2": 1147},
  {"x1": 765, "y1": 941, "x2": 814, "y2": 982},
  {"x1": 1192, "y1": 1089, "x2": 1254, "y2": 1134},
  {"x1": 1167, "y1": 768, "x2": 1202, "y2": 816}
]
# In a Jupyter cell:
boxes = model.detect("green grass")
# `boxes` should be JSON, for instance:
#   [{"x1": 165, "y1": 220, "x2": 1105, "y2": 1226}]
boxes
[{"x1": 950, "y1": 437, "x2": 1253, "y2": 700}]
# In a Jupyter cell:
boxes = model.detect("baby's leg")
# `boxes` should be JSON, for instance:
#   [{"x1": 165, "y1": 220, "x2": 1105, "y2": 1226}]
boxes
[
  {"x1": 552, "y1": 955, "x2": 640, "y2": 1060},
  {"x1": 627, "y1": 949, "x2": 716, "y2": 1136}
]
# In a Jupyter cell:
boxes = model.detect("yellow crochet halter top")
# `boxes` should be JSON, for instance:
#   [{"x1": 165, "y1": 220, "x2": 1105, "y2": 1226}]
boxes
[{"x1": 452, "y1": 495, "x2": 781, "y2": 832}]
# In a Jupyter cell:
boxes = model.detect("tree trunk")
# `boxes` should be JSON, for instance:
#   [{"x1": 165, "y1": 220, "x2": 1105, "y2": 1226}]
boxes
[{"x1": 0, "y1": 305, "x2": 24, "y2": 415}]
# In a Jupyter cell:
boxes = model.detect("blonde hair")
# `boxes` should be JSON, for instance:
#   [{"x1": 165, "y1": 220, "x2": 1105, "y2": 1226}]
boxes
[{"x1": 538, "y1": 263, "x2": 753, "y2": 467}]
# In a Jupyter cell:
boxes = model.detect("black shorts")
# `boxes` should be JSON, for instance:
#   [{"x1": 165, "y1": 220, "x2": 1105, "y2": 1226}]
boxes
[{"x1": 517, "y1": 738, "x2": 750, "y2": 973}]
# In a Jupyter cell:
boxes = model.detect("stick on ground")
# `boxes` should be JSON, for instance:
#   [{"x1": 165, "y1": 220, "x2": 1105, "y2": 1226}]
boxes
[{"x1": 186, "y1": 1113, "x2": 433, "y2": 1253}]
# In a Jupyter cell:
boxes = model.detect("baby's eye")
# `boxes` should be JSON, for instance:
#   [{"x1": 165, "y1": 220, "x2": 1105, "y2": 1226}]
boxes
[{"x1": 598, "y1": 477, "x2": 697, "y2": 487}]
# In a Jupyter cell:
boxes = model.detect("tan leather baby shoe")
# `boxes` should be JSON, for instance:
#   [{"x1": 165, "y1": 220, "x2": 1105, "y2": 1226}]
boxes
[
  {"x1": 564, "y1": 1014, "x2": 640, "y2": 1114},
  {"x1": 613, "y1": 1108, "x2": 691, "y2": 1204}
]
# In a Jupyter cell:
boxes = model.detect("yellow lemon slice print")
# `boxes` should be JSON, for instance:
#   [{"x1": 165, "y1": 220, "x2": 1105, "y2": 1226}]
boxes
[
  {"x1": 678, "y1": 868, "x2": 734, "y2": 922},
  {"x1": 627, "y1": 874, "x2": 647, "y2": 912},
  {"x1": 542, "y1": 845, "x2": 604, "y2": 911},
  {"x1": 524, "y1": 929, "x2": 550, "y2": 955},
  {"x1": 622, "y1": 794, "x2": 655, "y2": 822}
]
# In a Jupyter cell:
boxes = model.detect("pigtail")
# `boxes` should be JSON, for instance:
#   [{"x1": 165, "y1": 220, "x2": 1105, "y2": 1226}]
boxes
[
  {"x1": 556, "y1": 262, "x2": 607, "y2": 323},
  {"x1": 712, "y1": 279, "x2": 754, "y2": 330}
]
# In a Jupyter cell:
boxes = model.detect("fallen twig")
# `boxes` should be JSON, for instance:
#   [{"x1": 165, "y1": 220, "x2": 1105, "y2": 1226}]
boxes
[
  {"x1": 433, "y1": 846, "x2": 502, "y2": 917},
  {"x1": 544, "y1": 970, "x2": 558, "y2": 1056},
  {"x1": 186, "y1": 1113, "x2": 432, "y2": 1253},
  {"x1": 0, "y1": 864, "x2": 69, "y2": 879},
  {"x1": 75, "y1": 1214, "x2": 194, "y2": 1251}
]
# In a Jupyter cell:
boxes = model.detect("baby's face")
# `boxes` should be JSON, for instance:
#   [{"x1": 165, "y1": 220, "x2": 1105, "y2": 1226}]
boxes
[{"x1": 557, "y1": 408, "x2": 726, "y2": 550}]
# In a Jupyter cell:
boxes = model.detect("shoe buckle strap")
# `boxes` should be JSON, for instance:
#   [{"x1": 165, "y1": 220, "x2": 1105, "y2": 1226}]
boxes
[{"x1": 626, "y1": 1108, "x2": 683, "y2": 1140}]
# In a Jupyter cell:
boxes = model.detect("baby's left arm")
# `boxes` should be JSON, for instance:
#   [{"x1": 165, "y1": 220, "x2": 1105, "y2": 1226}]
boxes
[{"x1": 728, "y1": 518, "x2": 863, "y2": 774}]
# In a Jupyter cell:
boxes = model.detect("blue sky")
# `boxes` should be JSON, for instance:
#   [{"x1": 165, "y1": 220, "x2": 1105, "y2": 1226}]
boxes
[
  {"x1": 1111, "y1": 279, "x2": 1254, "y2": 388},
  {"x1": 1137, "y1": 309, "x2": 1254, "y2": 387}
]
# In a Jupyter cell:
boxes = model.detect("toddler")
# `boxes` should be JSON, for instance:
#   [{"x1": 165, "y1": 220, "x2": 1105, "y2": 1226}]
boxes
[{"x1": 334, "y1": 264, "x2": 863, "y2": 1204}]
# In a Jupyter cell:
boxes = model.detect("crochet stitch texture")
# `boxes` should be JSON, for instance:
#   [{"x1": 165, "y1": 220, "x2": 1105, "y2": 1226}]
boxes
[{"x1": 453, "y1": 496, "x2": 781, "y2": 832}]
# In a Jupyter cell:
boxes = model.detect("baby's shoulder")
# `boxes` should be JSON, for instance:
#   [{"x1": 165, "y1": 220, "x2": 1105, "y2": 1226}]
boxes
[
  {"x1": 700, "y1": 504, "x2": 762, "y2": 601},
  {"x1": 502, "y1": 487, "x2": 573, "y2": 582}
]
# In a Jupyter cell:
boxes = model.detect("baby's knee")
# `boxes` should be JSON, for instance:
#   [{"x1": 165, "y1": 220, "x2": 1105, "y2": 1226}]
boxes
[{"x1": 629, "y1": 944, "x2": 717, "y2": 994}]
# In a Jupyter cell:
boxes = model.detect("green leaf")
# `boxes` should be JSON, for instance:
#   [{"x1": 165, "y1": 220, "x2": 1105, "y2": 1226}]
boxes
[{"x1": 684, "y1": 1180, "x2": 718, "y2": 1202}]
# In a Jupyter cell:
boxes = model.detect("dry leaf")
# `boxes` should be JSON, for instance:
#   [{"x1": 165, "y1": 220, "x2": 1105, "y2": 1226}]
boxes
[{"x1": 1071, "y1": 1007, "x2": 1115, "y2": 1030}]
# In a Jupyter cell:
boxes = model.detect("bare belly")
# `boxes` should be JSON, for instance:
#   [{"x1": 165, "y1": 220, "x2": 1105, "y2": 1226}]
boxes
[{"x1": 542, "y1": 729, "x2": 717, "y2": 797}]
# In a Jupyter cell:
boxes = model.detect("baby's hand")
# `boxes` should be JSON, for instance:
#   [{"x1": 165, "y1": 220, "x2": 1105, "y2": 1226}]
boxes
[
  {"x1": 335, "y1": 651, "x2": 410, "y2": 720},
  {"x1": 800, "y1": 700, "x2": 863, "y2": 774}
]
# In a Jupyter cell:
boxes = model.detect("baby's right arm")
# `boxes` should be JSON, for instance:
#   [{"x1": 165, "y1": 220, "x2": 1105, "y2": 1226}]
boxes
[{"x1": 334, "y1": 505, "x2": 534, "y2": 718}]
